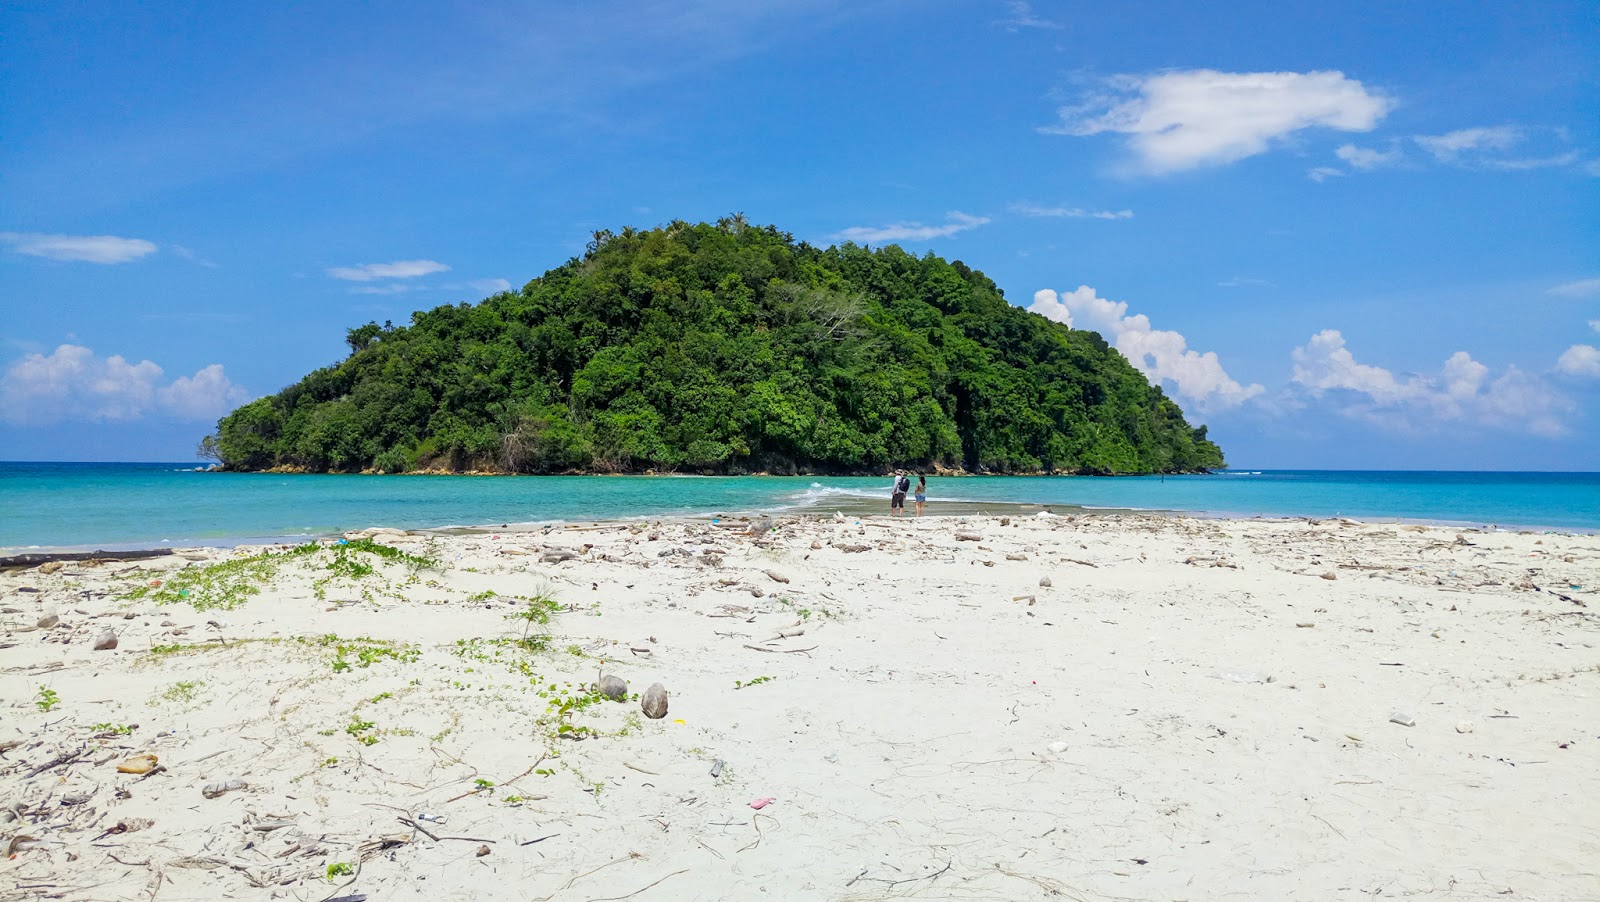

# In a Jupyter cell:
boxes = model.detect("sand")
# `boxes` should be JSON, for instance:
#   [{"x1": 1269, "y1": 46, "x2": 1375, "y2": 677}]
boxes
[{"x1": 2, "y1": 513, "x2": 1597, "y2": 901}]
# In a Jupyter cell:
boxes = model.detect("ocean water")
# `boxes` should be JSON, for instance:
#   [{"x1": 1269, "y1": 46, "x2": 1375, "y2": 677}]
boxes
[{"x1": 1, "y1": 462, "x2": 1596, "y2": 552}]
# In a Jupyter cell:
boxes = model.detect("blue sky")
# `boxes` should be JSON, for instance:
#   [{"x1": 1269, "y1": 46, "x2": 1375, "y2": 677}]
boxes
[{"x1": 2, "y1": 0, "x2": 1596, "y2": 469}]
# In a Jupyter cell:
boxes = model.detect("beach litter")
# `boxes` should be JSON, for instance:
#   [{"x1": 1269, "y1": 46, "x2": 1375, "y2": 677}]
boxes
[
  {"x1": 710, "y1": 759, "x2": 724, "y2": 778},
  {"x1": 116, "y1": 754, "x2": 159, "y2": 774},
  {"x1": 1389, "y1": 713, "x2": 1416, "y2": 727},
  {"x1": 202, "y1": 778, "x2": 248, "y2": 799},
  {"x1": 1219, "y1": 670, "x2": 1274, "y2": 683},
  {"x1": 749, "y1": 797, "x2": 775, "y2": 810}
]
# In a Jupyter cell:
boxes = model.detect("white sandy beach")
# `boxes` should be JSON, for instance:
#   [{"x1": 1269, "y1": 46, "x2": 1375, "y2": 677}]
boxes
[{"x1": 3, "y1": 513, "x2": 1598, "y2": 901}]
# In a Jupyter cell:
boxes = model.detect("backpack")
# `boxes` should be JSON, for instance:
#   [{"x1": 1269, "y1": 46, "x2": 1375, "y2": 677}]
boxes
[{"x1": 896, "y1": 475, "x2": 911, "y2": 494}]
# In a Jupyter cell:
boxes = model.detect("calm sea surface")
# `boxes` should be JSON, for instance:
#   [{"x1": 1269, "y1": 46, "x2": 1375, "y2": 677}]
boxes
[{"x1": 2, "y1": 462, "x2": 1596, "y2": 551}]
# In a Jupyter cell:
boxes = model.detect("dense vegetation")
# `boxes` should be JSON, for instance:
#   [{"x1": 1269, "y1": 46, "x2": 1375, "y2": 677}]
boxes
[{"x1": 208, "y1": 218, "x2": 1224, "y2": 475}]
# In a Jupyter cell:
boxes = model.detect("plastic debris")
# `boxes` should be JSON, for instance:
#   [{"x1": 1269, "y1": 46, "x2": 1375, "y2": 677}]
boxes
[
  {"x1": 1219, "y1": 670, "x2": 1274, "y2": 683},
  {"x1": 201, "y1": 778, "x2": 247, "y2": 799},
  {"x1": 749, "y1": 797, "x2": 775, "y2": 810},
  {"x1": 1389, "y1": 713, "x2": 1416, "y2": 727}
]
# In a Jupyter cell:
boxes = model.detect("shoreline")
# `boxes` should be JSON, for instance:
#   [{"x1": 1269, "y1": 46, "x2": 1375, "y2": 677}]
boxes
[
  {"x1": 3, "y1": 512, "x2": 1596, "y2": 899},
  {"x1": 6, "y1": 503, "x2": 1597, "y2": 559}
]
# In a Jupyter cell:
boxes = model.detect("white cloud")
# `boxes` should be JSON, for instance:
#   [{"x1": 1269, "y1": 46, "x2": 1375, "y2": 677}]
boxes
[
  {"x1": 158, "y1": 364, "x2": 251, "y2": 419},
  {"x1": 1548, "y1": 277, "x2": 1600, "y2": 298},
  {"x1": 1590, "y1": 319, "x2": 1600, "y2": 335},
  {"x1": 995, "y1": 1, "x2": 1061, "y2": 31},
  {"x1": 1010, "y1": 202, "x2": 1133, "y2": 220},
  {"x1": 1290, "y1": 329, "x2": 1571, "y2": 436},
  {"x1": 468, "y1": 278, "x2": 513, "y2": 293},
  {"x1": 1, "y1": 232, "x2": 157, "y2": 264},
  {"x1": 1029, "y1": 286, "x2": 1264, "y2": 409},
  {"x1": 1335, "y1": 142, "x2": 1402, "y2": 170},
  {"x1": 1556, "y1": 344, "x2": 1600, "y2": 378},
  {"x1": 1481, "y1": 151, "x2": 1580, "y2": 171},
  {"x1": 1046, "y1": 69, "x2": 1392, "y2": 173},
  {"x1": 1306, "y1": 166, "x2": 1345, "y2": 182},
  {"x1": 833, "y1": 212, "x2": 990, "y2": 244},
  {"x1": 1414, "y1": 126, "x2": 1581, "y2": 171},
  {"x1": 1414, "y1": 126, "x2": 1521, "y2": 162},
  {"x1": 327, "y1": 259, "x2": 450, "y2": 281},
  {"x1": 0, "y1": 344, "x2": 248, "y2": 425},
  {"x1": 1218, "y1": 276, "x2": 1274, "y2": 288}
]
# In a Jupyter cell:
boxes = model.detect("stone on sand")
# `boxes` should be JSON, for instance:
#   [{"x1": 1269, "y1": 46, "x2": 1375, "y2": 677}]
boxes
[{"x1": 93, "y1": 630, "x2": 118, "y2": 651}]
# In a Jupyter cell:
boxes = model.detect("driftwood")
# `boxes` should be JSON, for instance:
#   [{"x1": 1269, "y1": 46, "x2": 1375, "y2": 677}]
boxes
[{"x1": 1, "y1": 548, "x2": 173, "y2": 570}]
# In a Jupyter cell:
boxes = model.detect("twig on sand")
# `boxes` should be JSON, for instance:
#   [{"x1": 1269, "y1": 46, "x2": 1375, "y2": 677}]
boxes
[
  {"x1": 535, "y1": 853, "x2": 642, "y2": 901},
  {"x1": 993, "y1": 863, "x2": 1090, "y2": 900},
  {"x1": 1312, "y1": 813, "x2": 1346, "y2": 840},
  {"x1": 849, "y1": 861, "x2": 954, "y2": 890},
  {"x1": 743, "y1": 644, "x2": 817, "y2": 655},
  {"x1": 582, "y1": 869, "x2": 690, "y2": 902},
  {"x1": 398, "y1": 817, "x2": 439, "y2": 842},
  {"x1": 623, "y1": 762, "x2": 659, "y2": 775},
  {"x1": 694, "y1": 838, "x2": 724, "y2": 859},
  {"x1": 26, "y1": 748, "x2": 85, "y2": 779},
  {"x1": 738, "y1": 814, "x2": 768, "y2": 853}
]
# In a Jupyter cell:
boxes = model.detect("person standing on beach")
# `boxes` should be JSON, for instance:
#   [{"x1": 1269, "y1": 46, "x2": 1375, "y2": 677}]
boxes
[
  {"x1": 914, "y1": 474, "x2": 927, "y2": 517},
  {"x1": 890, "y1": 469, "x2": 910, "y2": 517}
]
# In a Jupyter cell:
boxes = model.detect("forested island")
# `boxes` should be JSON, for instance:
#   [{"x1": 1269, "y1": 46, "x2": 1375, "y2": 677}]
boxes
[{"x1": 207, "y1": 218, "x2": 1225, "y2": 475}]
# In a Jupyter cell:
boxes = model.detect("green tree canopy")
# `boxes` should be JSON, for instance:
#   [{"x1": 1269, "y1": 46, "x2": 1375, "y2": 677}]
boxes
[{"x1": 210, "y1": 219, "x2": 1225, "y2": 475}]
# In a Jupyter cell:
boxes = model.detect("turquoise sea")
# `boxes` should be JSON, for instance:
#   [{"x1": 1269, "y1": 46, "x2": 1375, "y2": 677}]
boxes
[{"x1": 1, "y1": 462, "x2": 1597, "y2": 552}]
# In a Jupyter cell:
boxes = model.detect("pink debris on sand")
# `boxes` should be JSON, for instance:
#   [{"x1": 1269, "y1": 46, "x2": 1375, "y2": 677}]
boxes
[{"x1": 749, "y1": 797, "x2": 776, "y2": 810}]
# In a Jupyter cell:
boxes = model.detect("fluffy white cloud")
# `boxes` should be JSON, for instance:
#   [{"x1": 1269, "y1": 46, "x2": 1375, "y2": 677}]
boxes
[
  {"x1": 158, "y1": 364, "x2": 250, "y2": 419},
  {"x1": 1548, "y1": 277, "x2": 1600, "y2": 298},
  {"x1": 1046, "y1": 69, "x2": 1392, "y2": 172},
  {"x1": 1557, "y1": 344, "x2": 1600, "y2": 378},
  {"x1": 327, "y1": 259, "x2": 450, "y2": 281},
  {"x1": 1306, "y1": 166, "x2": 1345, "y2": 182},
  {"x1": 1591, "y1": 319, "x2": 1600, "y2": 335},
  {"x1": 1028, "y1": 286, "x2": 1264, "y2": 409},
  {"x1": 1291, "y1": 329, "x2": 1571, "y2": 436},
  {"x1": 1009, "y1": 202, "x2": 1133, "y2": 220},
  {"x1": 0, "y1": 345, "x2": 248, "y2": 425},
  {"x1": 1335, "y1": 143, "x2": 1402, "y2": 170},
  {"x1": 1, "y1": 232, "x2": 157, "y2": 264},
  {"x1": 833, "y1": 212, "x2": 990, "y2": 243}
]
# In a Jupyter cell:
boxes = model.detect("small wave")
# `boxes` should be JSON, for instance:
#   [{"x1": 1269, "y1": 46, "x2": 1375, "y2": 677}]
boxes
[{"x1": 787, "y1": 484, "x2": 888, "y2": 503}]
